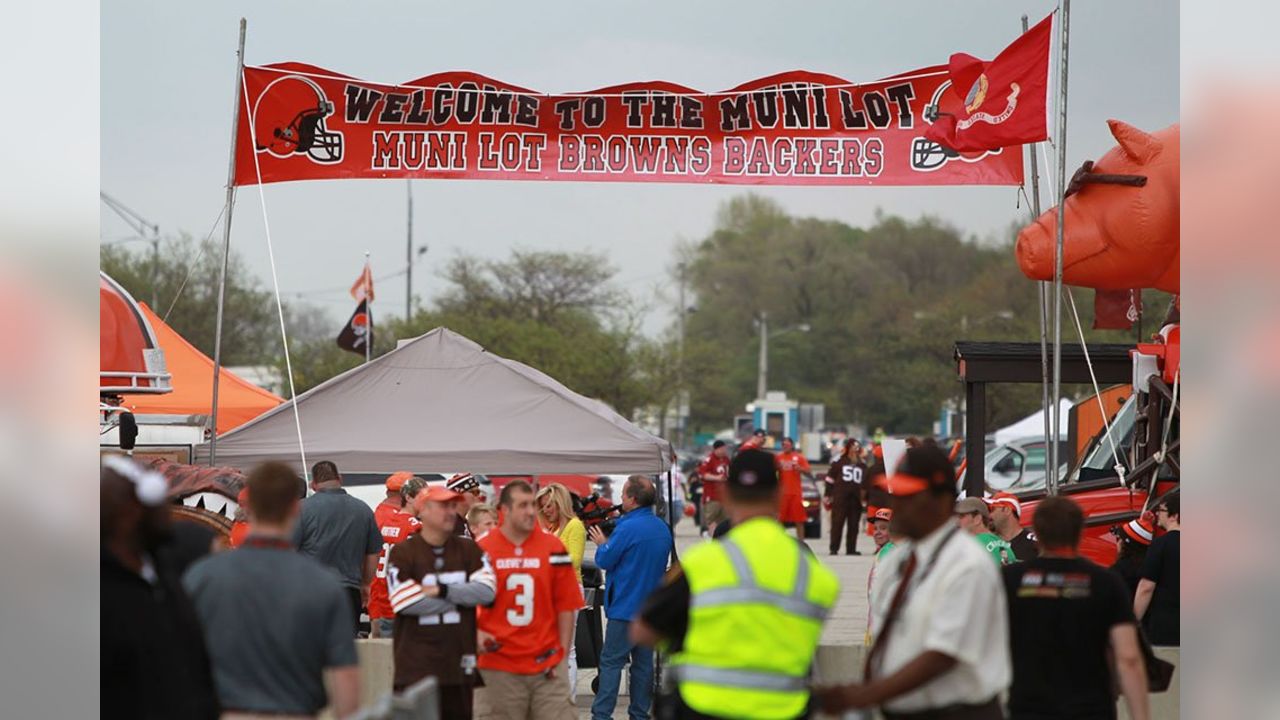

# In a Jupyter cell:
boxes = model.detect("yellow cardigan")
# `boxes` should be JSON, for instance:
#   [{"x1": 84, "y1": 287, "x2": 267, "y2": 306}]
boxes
[{"x1": 555, "y1": 517, "x2": 587, "y2": 584}]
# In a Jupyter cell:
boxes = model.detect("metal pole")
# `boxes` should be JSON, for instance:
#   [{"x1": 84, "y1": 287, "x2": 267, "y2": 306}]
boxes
[
  {"x1": 150, "y1": 234, "x2": 160, "y2": 309},
  {"x1": 406, "y1": 180, "x2": 413, "y2": 320},
  {"x1": 756, "y1": 311, "x2": 768, "y2": 400},
  {"x1": 676, "y1": 262, "x2": 687, "y2": 450},
  {"x1": 1049, "y1": 2, "x2": 1071, "y2": 495},
  {"x1": 1023, "y1": 13, "x2": 1053, "y2": 462},
  {"x1": 209, "y1": 18, "x2": 247, "y2": 465},
  {"x1": 365, "y1": 251, "x2": 372, "y2": 364}
]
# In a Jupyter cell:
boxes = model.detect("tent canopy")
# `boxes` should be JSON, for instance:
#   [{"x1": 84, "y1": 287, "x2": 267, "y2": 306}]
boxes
[
  {"x1": 993, "y1": 398, "x2": 1075, "y2": 445},
  {"x1": 196, "y1": 328, "x2": 671, "y2": 475},
  {"x1": 130, "y1": 303, "x2": 283, "y2": 431}
]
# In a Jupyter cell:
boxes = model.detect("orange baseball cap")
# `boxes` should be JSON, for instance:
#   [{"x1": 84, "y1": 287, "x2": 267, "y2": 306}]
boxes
[
  {"x1": 873, "y1": 508, "x2": 893, "y2": 522},
  {"x1": 886, "y1": 472, "x2": 934, "y2": 496},
  {"x1": 988, "y1": 492, "x2": 1022, "y2": 517},
  {"x1": 413, "y1": 484, "x2": 463, "y2": 512},
  {"x1": 385, "y1": 471, "x2": 414, "y2": 492}
]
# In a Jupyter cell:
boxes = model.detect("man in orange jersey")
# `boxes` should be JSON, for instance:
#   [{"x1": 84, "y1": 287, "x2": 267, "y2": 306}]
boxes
[
  {"x1": 774, "y1": 437, "x2": 811, "y2": 541},
  {"x1": 369, "y1": 472, "x2": 423, "y2": 638},
  {"x1": 475, "y1": 480, "x2": 584, "y2": 720}
]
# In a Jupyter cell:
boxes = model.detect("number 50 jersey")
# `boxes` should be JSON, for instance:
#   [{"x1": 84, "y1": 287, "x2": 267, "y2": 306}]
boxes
[{"x1": 476, "y1": 529, "x2": 585, "y2": 675}]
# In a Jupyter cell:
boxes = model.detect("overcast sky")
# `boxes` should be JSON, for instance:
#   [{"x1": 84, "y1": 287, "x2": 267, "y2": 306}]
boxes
[{"x1": 101, "y1": 0, "x2": 1177, "y2": 335}]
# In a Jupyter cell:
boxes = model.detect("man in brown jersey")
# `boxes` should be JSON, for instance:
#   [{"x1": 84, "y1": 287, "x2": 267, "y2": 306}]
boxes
[{"x1": 387, "y1": 484, "x2": 497, "y2": 718}]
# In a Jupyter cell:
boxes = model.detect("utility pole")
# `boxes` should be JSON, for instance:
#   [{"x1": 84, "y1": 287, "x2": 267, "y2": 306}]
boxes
[
  {"x1": 757, "y1": 310, "x2": 769, "y2": 400},
  {"x1": 406, "y1": 180, "x2": 413, "y2": 320},
  {"x1": 676, "y1": 262, "x2": 687, "y2": 450}
]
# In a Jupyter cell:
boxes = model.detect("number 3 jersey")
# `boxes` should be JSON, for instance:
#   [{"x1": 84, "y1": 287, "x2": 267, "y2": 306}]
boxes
[
  {"x1": 386, "y1": 533, "x2": 490, "y2": 689},
  {"x1": 476, "y1": 528, "x2": 585, "y2": 675}
]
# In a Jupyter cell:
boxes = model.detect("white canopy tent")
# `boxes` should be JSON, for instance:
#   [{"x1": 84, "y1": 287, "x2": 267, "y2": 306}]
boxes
[
  {"x1": 196, "y1": 328, "x2": 671, "y2": 475},
  {"x1": 993, "y1": 398, "x2": 1075, "y2": 445}
]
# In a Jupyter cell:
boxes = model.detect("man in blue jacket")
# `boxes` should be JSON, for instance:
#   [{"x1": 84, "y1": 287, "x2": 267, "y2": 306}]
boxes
[{"x1": 587, "y1": 475, "x2": 673, "y2": 720}]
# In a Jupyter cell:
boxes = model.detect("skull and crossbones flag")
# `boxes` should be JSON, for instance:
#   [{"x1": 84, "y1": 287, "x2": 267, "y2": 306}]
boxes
[{"x1": 337, "y1": 298, "x2": 373, "y2": 355}]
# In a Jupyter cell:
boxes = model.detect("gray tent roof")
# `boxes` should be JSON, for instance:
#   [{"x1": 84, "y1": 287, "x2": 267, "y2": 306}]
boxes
[{"x1": 195, "y1": 328, "x2": 671, "y2": 475}]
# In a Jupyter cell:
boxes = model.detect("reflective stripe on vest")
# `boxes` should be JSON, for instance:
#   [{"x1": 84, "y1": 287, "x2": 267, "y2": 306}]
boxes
[
  {"x1": 675, "y1": 665, "x2": 808, "y2": 692},
  {"x1": 691, "y1": 538, "x2": 830, "y2": 621}
]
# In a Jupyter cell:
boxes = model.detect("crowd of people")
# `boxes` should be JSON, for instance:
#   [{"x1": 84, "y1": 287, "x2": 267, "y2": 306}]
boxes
[{"x1": 103, "y1": 433, "x2": 1178, "y2": 720}]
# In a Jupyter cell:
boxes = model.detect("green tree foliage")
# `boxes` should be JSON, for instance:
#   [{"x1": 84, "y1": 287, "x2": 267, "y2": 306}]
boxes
[
  {"x1": 101, "y1": 235, "x2": 288, "y2": 366},
  {"x1": 678, "y1": 195, "x2": 1167, "y2": 435},
  {"x1": 287, "y1": 250, "x2": 670, "y2": 416}
]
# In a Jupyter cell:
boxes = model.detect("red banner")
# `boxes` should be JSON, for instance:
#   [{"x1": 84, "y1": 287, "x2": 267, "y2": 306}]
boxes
[{"x1": 235, "y1": 64, "x2": 1023, "y2": 187}]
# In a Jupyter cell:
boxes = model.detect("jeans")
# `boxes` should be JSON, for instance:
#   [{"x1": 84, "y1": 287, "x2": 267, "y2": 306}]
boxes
[
  {"x1": 375, "y1": 618, "x2": 394, "y2": 638},
  {"x1": 591, "y1": 618, "x2": 653, "y2": 720}
]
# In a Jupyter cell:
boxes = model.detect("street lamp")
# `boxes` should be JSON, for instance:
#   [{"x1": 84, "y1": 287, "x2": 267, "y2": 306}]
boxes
[{"x1": 756, "y1": 310, "x2": 810, "y2": 400}]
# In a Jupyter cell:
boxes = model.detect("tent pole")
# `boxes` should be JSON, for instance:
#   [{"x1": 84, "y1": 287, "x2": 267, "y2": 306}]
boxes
[
  {"x1": 1049, "y1": 2, "x2": 1071, "y2": 496},
  {"x1": 209, "y1": 18, "x2": 247, "y2": 466}
]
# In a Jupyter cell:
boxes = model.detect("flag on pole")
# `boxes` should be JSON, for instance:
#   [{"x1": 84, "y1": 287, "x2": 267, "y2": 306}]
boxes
[
  {"x1": 350, "y1": 263, "x2": 375, "y2": 303},
  {"x1": 1093, "y1": 289, "x2": 1142, "y2": 331},
  {"x1": 924, "y1": 13, "x2": 1053, "y2": 153},
  {"x1": 337, "y1": 299, "x2": 373, "y2": 355}
]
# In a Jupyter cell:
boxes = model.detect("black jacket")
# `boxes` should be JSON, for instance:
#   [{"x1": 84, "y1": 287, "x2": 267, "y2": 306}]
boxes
[{"x1": 101, "y1": 547, "x2": 220, "y2": 720}]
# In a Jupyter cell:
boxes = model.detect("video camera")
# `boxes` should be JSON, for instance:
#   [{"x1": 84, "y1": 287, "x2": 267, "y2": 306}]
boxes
[{"x1": 574, "y1": 492, "x2": 622, "y2": 536}]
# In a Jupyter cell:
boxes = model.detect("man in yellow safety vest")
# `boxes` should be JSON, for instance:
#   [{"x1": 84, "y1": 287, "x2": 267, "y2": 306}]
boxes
[{"x1": 631, "y1": 448, "x2": 840, "y2": 719}]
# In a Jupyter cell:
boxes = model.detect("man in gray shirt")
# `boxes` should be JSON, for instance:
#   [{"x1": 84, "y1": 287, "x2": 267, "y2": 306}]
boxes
[
  {"x1": 294, "y1": 460, "x2": 382, "y2": 633},
  {"x1": 185, "y1": 462, "x2": 361, "y2": 718}
]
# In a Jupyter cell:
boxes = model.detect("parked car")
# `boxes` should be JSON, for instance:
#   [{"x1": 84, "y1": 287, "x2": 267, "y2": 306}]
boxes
[
  {"x1": 801, "y1": 473, "x2": 821, "y2": 539},
  {"x1": 957, "y1": 437, "x2": 1069, "y2": 495}
]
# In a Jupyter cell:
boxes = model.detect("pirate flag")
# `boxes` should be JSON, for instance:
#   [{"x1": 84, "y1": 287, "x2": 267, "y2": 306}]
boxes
[{"x1": 337, "y1": 299, "x2": 373, "y2": 355}]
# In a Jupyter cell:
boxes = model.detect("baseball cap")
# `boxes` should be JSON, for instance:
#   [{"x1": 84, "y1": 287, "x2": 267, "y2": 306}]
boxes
[
  {"x1": 873, "y1": 508, "x2": 893, "y2": 522},
  {"x1": 445, "y1": 472, "x2": 480, "y2": 494},
  {"x1": 385, "y1": 471, "x2": 414, "y2": 492},
  {"x1": 886, "y1": 445, "x2": 957, "y2": 496},
  {"x1": 954, "y1": 497, "x2": 990, "y2": 520},
  {"x1": 728, "y1": 448, "x2": 778, "y2": 491},
  {"x1": 989, "y1": 492, "x2": 1021, "y2": 518},
  {"x1": 1118, "y1": 517, "x2": 1154, "y2": 545},
  {"x1": 413, "y1": 484, "x2": 464, "y2": 512}
]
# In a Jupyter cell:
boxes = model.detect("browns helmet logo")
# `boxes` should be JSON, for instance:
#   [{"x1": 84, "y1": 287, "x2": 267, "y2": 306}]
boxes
[
  {"x1": 252, "y1": 75, "x2": 344, "y2": 164},
  {"x1": 910, "y1": 80, "x2": 1003, "y2": 172}
]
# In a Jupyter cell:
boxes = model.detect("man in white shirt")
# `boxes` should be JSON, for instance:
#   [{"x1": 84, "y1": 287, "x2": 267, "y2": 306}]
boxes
[
  {"x1": 656, "y1": 450, "x2": 688, "y2": 527},
  {"x1": 818, "y1": 445, "x2": 1010, "y2": 720}
]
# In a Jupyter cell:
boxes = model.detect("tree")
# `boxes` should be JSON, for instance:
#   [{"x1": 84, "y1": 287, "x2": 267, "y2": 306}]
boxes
[
  {"x1": 675, "y1": 195, "x2": 1151, "y2": 435},
  {"x1": 285, "y1": 249, "x2": 670, "y2": 418},
  {"x1": 101, "y1": 235, "x2": 287, "y2": 366}
]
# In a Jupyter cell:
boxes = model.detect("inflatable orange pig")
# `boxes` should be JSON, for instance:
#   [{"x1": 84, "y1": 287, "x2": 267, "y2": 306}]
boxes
[{"x1": 1016, "y1": 120, "x2": 1179, "y2": 293}]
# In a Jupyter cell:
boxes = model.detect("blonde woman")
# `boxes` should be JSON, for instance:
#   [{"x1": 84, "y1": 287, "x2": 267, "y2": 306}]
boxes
[{"x1": 536, "y1": 483, "x2": 586, "y2": 703}]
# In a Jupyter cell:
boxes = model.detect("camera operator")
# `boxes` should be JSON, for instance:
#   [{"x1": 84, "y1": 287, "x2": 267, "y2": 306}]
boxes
[{"x1": 586, "y1": 476, "x2": 674, "y2": 720}]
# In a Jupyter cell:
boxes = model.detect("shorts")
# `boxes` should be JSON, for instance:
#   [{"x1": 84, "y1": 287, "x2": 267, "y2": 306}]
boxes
[
  {"x1": 702, "y1": 501, "x2": 724, "y2": 529},
  {"x1": 778, "y1": 493, "x2": 807, "y2": 524}
]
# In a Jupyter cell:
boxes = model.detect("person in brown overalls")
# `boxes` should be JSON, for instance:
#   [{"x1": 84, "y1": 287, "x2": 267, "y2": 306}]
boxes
[{"x1": 823, "y1": 438, "x2": 867, "y2": 555}]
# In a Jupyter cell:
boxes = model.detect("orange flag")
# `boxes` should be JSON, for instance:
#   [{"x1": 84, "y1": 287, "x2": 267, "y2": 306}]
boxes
[{"x1": 350, "y1": 263, "x2": 375, "y2": 303}]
